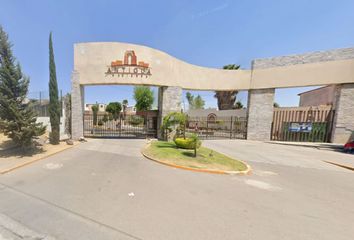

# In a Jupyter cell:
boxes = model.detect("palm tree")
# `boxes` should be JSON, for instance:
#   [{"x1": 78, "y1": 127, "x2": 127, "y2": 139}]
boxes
[{"x1": 214, "y1": 64, "x2": 240, "y2": 110}]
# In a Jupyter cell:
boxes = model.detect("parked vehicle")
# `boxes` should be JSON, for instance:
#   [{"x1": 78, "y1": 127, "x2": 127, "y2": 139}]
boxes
[{"x1": 344, "y1": 141, "x2": 354, "y2": 153}]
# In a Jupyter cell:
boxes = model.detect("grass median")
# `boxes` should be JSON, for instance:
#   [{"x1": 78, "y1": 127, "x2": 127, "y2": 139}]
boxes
[{"x1": 143, "y1": 140, "x2": 247, "y2": 172}]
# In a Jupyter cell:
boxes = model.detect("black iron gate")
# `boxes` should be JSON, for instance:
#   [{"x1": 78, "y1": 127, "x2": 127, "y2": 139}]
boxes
[
  {"x1": 186, "y1": 117, "x2": 247, "y2": 139},
  {"x1": 271, "y1": 107, "x2": 335, "y2": 142},
  {"x1": 84, "y1": 111, "x2": 158, "y2": 138}
]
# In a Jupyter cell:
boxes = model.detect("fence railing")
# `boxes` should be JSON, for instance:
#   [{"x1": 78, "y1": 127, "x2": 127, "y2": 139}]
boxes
[
  {"x1": 27, "y1": 90, "x2": 64, "y2": 117},
  {"x1": 83, "y1": 112, "x2": 158, "y2": 138},
  {"x1": 186, "y1": 117, "x2": 247, "y2": 139},
  {"x1": 271, "y1": 106, "x2": 335, "y2": 142}
]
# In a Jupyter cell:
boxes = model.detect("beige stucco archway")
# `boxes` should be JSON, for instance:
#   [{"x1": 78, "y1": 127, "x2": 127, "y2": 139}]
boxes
[{"x1": 72, "y1": 42, "x2": 354, "y2": 143}]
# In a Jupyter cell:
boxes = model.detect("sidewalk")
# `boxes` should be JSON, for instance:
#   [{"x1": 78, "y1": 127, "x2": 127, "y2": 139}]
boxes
[
  {"x1": 266, "y1": 141, "x2": 354, "y2": 171},
  {"x1": 0, "y1": 142, "x2": 77, "y2": 174},
  {"x1": 266, "y1": 141, "x2": 343, "y2": 151}
]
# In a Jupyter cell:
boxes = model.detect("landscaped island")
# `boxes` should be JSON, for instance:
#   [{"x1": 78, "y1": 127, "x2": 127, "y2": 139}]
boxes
[{"x1": 142, "y1": 140, "x2": 249, "y2": 174}]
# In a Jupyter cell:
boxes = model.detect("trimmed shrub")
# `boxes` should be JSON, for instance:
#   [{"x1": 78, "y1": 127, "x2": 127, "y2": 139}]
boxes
[
  {"x1": 129, "y1": 115, "x2": 144, "y2": 126},
  {"x1": 102, "y1": 114, "x2": 108, "y2": 123},
  {"x1": 174, "y1": 137, "x2": 201, "y2": 150}
]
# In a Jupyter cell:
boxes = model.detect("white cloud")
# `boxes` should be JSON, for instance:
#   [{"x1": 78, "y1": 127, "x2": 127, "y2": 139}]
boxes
[{"x1": 192, "y1": 2, "x2": 229, "y2": 19}]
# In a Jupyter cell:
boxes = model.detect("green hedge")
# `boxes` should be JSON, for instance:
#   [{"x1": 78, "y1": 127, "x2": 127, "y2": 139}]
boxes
[
  {"x1": 128, "y1": 115, "x2": 144, "y2": 126},
  {"x1": 174, "y1": 137, "x2": 201, "y2": 149}
]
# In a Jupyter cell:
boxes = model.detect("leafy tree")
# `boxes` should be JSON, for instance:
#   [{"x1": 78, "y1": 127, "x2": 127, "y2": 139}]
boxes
[
  {"x1": 161, "y1": 111, "x2": 187, "y2": 140},
  {"x1": 106, "y1": 102, "x2": 122, "y2": 120},
  {"x1": 234, "y1": 101, "x2": 244, "y2": 109},
  {"x1": 190, "y1": 134, "x2": 200, "y2": 157},
  {"x1": 214, "y1": 64, "x2": 240, "y2": 110},
  {"x1": 0, "y1": 26, "x2": 45, "y2": 149},
  {"x1": 48, "y1": 32, "x2": 60, "y2": 144},
  {"x1": 194, "y1": 95, "x2": 205, "y2": 109},
  {"x1": 133, "y1": 86, "x2": 154, "y2": 111},
  {"x1": 185, "y1": 92, "x2": 205, "y2": 110},
  {"x1": 91, "y1": 104, "x2": 99, "y2": 126}
]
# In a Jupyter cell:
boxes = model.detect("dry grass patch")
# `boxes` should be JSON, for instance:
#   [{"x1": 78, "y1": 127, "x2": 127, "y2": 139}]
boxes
[
  {"x1": 0, "y1": 133, "x2": 15, "y2": 150},
  {"x1": 0, "y1": 140, "x2": 77, "y2": 174}
]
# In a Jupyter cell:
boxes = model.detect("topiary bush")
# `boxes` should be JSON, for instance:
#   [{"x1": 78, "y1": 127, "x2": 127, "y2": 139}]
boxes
[
  {"x1": 174, "y1": 137, "x2": 201, "y2": 150},
  {"x1": 102, "y1": 114, "x2": 108, "y2": 123},
  {"x1": 129, "y1": 115, "x2": 144, "y2": 126}
]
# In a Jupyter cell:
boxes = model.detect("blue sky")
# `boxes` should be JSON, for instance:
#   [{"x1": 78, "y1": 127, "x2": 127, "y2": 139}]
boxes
[{"x1": 1, "y1": 0, "x2": 354, "y2": 108}]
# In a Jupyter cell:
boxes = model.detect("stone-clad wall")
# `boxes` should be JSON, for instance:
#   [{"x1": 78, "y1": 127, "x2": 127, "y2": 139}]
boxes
[
  {"x1": 157, "y1": 86, "x2": 182, "y2": 139},
  {"x1": 252, "y1": 47, "x2": 354, "y2": 69},
  {"x1": 71, "y1": 72, "x2": 85, "y2": 140},
  {"x1": 247, "y1": 89, "x2": 275, "y2": 141},
  {"x1": 70, "y1": 43, "x2": 354, "y2": 142},
  {"x1": 332, "y1": 83, "x2": 354, "y2": 143},
  {"x1": 158, "y1": 86, "x2": 182, "y2": 116}
]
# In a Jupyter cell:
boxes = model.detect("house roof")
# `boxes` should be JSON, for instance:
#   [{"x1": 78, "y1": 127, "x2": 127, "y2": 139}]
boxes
[{"x1": 297, "y1": 85, "x2": 332, "y2": 96}]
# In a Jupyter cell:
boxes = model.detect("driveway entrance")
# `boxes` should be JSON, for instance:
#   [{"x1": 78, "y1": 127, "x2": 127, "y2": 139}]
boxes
[
  {"x1": 83, "y1": 111, "x2": 158, "y2": 138},
  {"x1": 186, "y1": 116, "x2": 247, "y2": 140},
  {"x1": 1, "y1": 139, "x2": 353, "y2": 239}
]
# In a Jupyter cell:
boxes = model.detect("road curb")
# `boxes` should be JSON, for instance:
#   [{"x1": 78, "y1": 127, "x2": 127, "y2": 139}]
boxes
[
  {"x1": 141, "y1": 140, "x2": 252, "y2": 175},
  {"x1": 324, "y1": 160, "x2": 354, "y2": 171},
  {"x1": 0, "y1": 143, "x2": 78, "y2": 174}
]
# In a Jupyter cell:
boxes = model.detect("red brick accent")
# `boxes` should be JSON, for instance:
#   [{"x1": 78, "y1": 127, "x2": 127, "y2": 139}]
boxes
[{"x1": 124, "y1": 50, "x2": 137, "y2": 65}]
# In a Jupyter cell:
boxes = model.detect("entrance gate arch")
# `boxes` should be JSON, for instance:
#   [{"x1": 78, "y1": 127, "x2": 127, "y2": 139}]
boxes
[{"x1": 72, "y1": 42, "x2": 354, "y2": 143}]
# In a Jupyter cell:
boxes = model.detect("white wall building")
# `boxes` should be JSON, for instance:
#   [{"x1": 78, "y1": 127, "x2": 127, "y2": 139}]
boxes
[
  {"x1": 85, "y1": 103, "x2": 107, "y2": 112},
  {"x1": 186, "y1": 108, "x2": 247, "y2": 120}
]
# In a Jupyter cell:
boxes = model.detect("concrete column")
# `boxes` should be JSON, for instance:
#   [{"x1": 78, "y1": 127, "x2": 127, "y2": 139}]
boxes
[
  {"x1": 157, "y1": 86, "x2": 182, "y2": 139},
  {"x1": 71, "y1": 72, "x2": 85, "y2": 140},
  {"x1": 331, "y1": 83, "x2": 354, "y2": 143},
  {"x1": 247, "y1": 88, "x2": 275, "y2": 141}
]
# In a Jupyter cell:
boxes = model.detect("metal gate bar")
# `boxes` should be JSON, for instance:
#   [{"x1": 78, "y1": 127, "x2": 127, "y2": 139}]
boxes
[
  {"x1": 84, "y1": 112, "x2": 157, "y2": 138},
  {"x1": 186, "y1": 117, "x2": 247, "y2": 140},
  {"x1": 271, "y1": 106, "x2": 335, "y2": 142}
]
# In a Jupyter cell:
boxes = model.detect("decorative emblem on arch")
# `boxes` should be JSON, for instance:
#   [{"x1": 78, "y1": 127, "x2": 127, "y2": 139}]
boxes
[
  {"x1": 207, "y1": 113, "x2": 217, "y2": 123},
  {"x1": 105, "y1": 50, "x2": 152, "y2": 78}
]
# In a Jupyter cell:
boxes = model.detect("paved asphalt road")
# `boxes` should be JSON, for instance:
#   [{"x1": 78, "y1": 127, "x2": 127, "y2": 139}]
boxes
[{"x1": 0, "y1": 139, "x2": 353, "y2": 240}]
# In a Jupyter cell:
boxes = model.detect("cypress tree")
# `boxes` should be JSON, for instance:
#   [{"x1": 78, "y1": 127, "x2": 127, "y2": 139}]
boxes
[
  {"x1": 48, "y1": 32, "x2": 60, "y2": 144},
  {"x1": 0, "y1": 26, "x2": 46, "y2": 149},
  {"x1": 92, "y1": 104, "x2": 99, "y2": 126}
]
